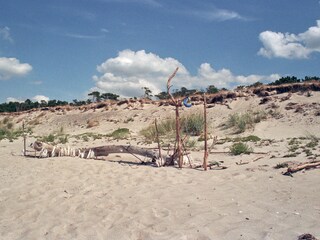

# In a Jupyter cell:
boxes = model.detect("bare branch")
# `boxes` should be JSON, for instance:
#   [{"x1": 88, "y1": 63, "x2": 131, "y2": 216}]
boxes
[{"x1": 167, "y1": 67, "x2": 179, "y2": 104}]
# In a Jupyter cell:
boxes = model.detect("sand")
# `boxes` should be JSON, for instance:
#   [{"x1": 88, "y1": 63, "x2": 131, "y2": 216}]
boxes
[{"x1": 0, "y1": 92, "x2": 320, "y2": 240}]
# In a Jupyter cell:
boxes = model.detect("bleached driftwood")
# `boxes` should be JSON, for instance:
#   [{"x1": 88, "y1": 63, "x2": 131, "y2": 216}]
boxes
[
  {"x1": 283, "y1": 161, "x2": 320, "y2": 176},
  {"x1": 29, "y1": 141, "x2": 195, "y2": 167}
]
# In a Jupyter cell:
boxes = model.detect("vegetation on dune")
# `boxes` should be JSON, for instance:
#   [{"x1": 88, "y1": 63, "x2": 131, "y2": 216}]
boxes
[
  {"x1": 38, "y1": 126, "x2": 69, "y2": 144},
  {"x1": 225, "y1": 110, "x2": 267, "y2": 133},
  {"x1": 1, "y1": 75, "x2": 320, "y2": 113},
  {"x1": 0, "y1": 117, "x2": 31, "y2": 142},
  {"x1": 229, "y1": 142, "x2": 253, "y2": 155},
  {"x1": 108, "y1": 128, "x2": 130, "y2": 140},
  {"x1": 140, "y1": 112, "x2": 205, "y2": 142}
]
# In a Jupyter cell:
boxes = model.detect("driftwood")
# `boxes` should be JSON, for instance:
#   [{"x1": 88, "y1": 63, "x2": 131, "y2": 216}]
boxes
[
  {"x1": 30, "y1": 141, "x2": 161, "y2": 165},
  {"x1": 194, "y1": 162, "x2": 227, "y2": 170},
  {"x1": 85, "y1": 145, "x2": 159, "y2": 162},
  {"x1": 166, "y1": 67, "x2": 183, "y2": 168},
  {"x1": 283, "y1": 161, "x2": 320, "y2": 176}
]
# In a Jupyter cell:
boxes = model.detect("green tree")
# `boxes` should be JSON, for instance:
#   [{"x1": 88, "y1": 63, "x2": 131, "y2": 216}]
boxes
[
  {"x1": 249, "y1": 82, "x2": 263, "y2": 88},
  {"x1": 155, "y1": 91, "x2": 169, "y2": 100},
  {"x1": 269, "y1": 76, "x2": 300, "y2": 85},
  {"x1": 88, "y1": 91, "x2": 101, "y2": 102},
  {"x1": 304, "y1": 76, "x2": 320, "y2": 82},
  {"x1": 142, "y1": 87, "x2": 153, "y2": 99},
  {"x1": 101, "y1": 93, "x2": 119, "y2": 101},
  {"x1": 206, "y1": 85, "x2": 219, "y2": 94}
]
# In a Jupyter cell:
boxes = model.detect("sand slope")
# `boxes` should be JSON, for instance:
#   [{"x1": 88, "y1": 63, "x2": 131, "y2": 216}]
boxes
[{"x1": 1, "y1": 92, "x2": 320, "y2": 239}]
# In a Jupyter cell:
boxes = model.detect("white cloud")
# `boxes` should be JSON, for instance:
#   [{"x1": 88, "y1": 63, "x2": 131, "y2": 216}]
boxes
[
  {"x1": 65, "y1": 33, "x2": 105, "y2": 39},
  {"x1": 32, "y1": 95, "x2": 49, "y2": 103},
  {"x1": 6, "y1": 97, "x2": 23, "y2": 103},
  {"x1": 0, "y1": 26, "x2": 13, "y2": 43},
  {"x1": 6, "y1": 95, "x2": 49, "y2": 103},
  {"x1": 0, "y1": 57, "x2": 32, "y2": 80},
  {"x1": 191, "y1": 8, "x2": 246, "y2": 22},
  {"x1": 101, "y1": 28, "x2": 109, "y2": 33},
  {"x1": 258, "y1": 20, "x2": 320, "y2": 59},
  {"x1": 196, "y1": 63, "x2": 280, "y2": 89},
  {"x1": 92, "y1": 49, "x2": 279, "y2": 97}
]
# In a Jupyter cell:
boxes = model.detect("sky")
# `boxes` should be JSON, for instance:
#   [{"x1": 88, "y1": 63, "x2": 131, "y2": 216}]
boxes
[{"x1": 0, "y1": 0, "x2": 320, "y2": 103}]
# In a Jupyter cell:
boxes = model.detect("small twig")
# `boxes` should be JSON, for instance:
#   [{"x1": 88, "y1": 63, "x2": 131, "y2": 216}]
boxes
[{"x1": 253, "y1": 156, "x2": 264, "y2": 162}]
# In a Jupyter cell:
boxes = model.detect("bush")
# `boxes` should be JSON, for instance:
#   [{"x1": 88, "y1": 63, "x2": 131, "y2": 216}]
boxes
[
  {"x1": 110, "y1": 128, "x2": 130, "y2": 139},
  {"x1": 241, "y1": 135, "x2": 261, "y2": 142},
  {"x1": 58, "y1": 135, "x2": 68, "y2": 144},
  {"x1": 140, "y1": 113, "x2": 205, "y2": 142},
  {"x1": 181, "y1": 113, "x2": 204, "y2": 136},
  {"x1": 41, "y1": 134, "x2": 55, "y2": 143},
  {"x1": 230, "y1": 142, "x2": 253, "y2": 155},
  {"x1": 226, "y1": 111, "x2": 267, "y2": 133},
  {"x1": 0, "y1": 118, "x2": 25, "y2": 141},
  {"x1": 274, "y1": 163, "x2": 289, "y2": 169},
  {"x1": 140, "y1": 118, "x2": 176, "y2": 141}
]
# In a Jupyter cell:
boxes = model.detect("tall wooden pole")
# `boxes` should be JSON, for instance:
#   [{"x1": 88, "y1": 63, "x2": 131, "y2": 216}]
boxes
[
  {"x1": 154, "y1": 119, "x2": 163, "y2": 166},
  {"x1": 203, "y1": 94, "x2": 208, "y2": 170},
  {"x1": 166, "y1": 67, "x2": 183, "y2": 168},
  {"x1": 22, "y1": 121, "x2": 26, "y2": 156},
  {"x1": 175, "y1": 105, "x2": 183, "y2": 168}
]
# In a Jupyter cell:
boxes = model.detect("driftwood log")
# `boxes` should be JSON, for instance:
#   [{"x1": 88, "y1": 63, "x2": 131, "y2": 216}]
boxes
[
  {"x1": 283, "y1": 161, "x2": 320, "y2": 176},
  {"x1": 30, "y1": 141, "x2": 161, "y2": 165}
]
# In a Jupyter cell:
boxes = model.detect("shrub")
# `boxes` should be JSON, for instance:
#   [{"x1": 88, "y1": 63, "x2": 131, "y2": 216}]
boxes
[
  {"x1": 181, "y1": 113, "x2": 204, "y2": 136},
  {"x1": 0, "y1": 118, "x2": 25, "y2": 141},
  {"x1": 110, "y1": 128, "x2": 130, "y2": 139},
  {"x1": 140, "y1": 118, "x2": 175, "y2": 141},
  {"x1": 41, "y1": 134, "x2": 55, "y2": 143},
  {"x1": 58, "y1": 135, "x2": 68, "y2": 144},
  {"x1": 226, "y1": 111, "x2": 267, "y2": 133},
  {"x1": 140, "y1": 113, "x2": 205, "y2": 142},
  {"x1": 274, "y1": 162, "x2": 289, "y2": 169},
  {"x1": 230, "y1": 142, "x2": 253, "y2": 155},
  {"x1": 185, "y1": 138, "x2": 197, "y2": 149},
  {"x1": 240, "y1": 135, "x2": 261, "y2": 142}
]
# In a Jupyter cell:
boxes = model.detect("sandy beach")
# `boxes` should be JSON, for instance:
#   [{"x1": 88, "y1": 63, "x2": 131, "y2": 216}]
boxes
[{"x1": 1, "y1": 91, "x2": 320, "y2": 240}]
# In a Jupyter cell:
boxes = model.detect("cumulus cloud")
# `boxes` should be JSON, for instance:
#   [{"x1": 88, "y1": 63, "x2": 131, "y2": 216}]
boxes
[
  {"x1": 6, "y1": 97, "x2": 23, "y2": 103},
  {"x1": 92, "y1": 49, "x2": 279, "y2": 98},
  {"x1": 258, "y1": 20, "x2": 320, "y2": 59},
  {"x1": 0, "y1": 26, "x2": 13, "y2": 43},
  {"x1": 0, "y1": 57, "x2": 32, "y2": 80},
  {"x1": 6, "y1": 95, "x2": 49, "y2": 103},
  {"x1": 32, "y1": 95, "x2": 49, "y2": 103},
  {"x1": 196, "y1": 63, "x2": 280, "y2": 89}
]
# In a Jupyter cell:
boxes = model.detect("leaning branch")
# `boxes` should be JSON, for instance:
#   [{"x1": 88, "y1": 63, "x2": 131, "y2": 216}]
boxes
[
  {"x1": 167, "y1": 67, "x2": 179, "y2": 104},
  {"x1": 283, "y1": 160, "x2": 320, "y2": 176}
]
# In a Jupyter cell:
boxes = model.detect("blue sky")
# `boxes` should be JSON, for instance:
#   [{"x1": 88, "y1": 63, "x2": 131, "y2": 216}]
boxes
[{"x1": 0, "y1": 0, "x2": 319, "y2": 103}]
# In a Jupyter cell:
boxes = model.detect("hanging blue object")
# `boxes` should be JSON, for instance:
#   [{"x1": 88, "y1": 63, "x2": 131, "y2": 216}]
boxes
[{"x1": 183, "y1": 97, "x2": 192, "y2": 108}]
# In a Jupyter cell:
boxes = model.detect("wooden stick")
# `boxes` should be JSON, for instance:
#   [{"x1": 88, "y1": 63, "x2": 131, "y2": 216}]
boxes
[
  {"x1": 166, "y1": 67, "x2": 183, "y2": 168},
  {"x1": 203, "y1": 93, "x2": 208, "y2": 171},
  {"x1": 154, "y1": 119, "x2": 163, "y2": 166},
  {"x1": 22, "y1": 121, "x2": 26, "y2": 156},
  {"x1": 283, "y1": 161, "x2": 320, "y2": 175},
  {"x1": 166, "y1": 67, "x2": 179, "y2": 104}
]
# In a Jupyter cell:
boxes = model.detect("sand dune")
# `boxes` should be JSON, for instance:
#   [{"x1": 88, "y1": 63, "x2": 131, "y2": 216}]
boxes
[{"x1": 0, "y1": 91, "x2": 320, "y2": 239}]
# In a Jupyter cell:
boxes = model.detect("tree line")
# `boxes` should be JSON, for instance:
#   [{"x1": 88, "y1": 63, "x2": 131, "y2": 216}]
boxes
[{"x1": 1, "y1": 76, "x2": 319, "y2": 113}]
